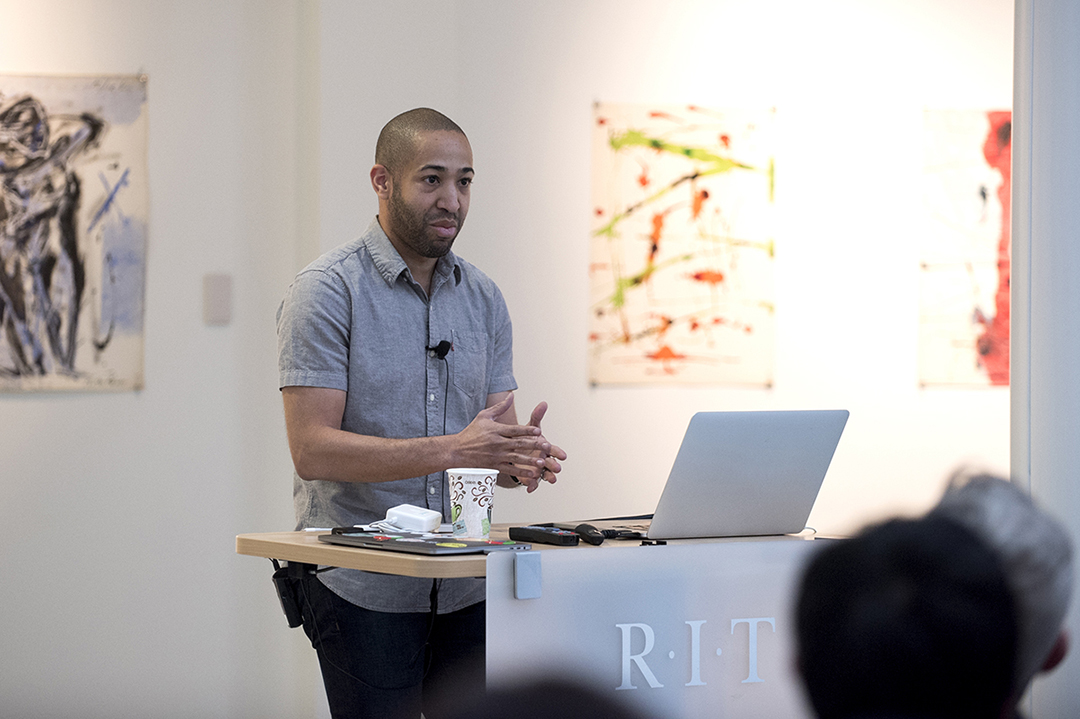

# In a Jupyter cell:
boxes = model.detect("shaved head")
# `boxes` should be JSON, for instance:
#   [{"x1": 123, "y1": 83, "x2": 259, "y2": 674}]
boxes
[{"x1": 375, "y1": 108, "x2": 467, "y2": 177}]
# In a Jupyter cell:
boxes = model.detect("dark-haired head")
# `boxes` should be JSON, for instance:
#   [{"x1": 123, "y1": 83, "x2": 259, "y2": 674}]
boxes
[
  {"x1": 795, "y1": 515, "x2": 1017, "y2": 719},
  {"x1": 375, "y1": 107, "x2": 467, "y2": 178}
]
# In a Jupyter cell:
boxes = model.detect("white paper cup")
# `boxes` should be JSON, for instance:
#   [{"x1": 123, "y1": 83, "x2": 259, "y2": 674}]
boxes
[{"x1": 447, "y1": 468, "x2": 498, "y2": 539}]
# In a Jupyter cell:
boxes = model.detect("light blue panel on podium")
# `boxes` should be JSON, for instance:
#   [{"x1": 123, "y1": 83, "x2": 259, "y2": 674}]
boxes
[{"x1": 487, "y1": 538, "x2": 825, "y2": 718}]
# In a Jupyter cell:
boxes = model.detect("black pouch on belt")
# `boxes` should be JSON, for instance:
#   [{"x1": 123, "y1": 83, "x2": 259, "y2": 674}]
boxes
[{"x1": 270, "y1": 558, "x2": 305, "y2": 628}]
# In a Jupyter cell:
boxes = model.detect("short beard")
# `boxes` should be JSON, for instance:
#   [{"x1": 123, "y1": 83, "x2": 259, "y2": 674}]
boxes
[{"x1": 387, "y1": 183, "x2": 461, "y2": 259}]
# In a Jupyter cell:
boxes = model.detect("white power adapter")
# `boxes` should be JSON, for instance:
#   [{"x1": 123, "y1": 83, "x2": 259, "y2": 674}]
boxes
[{"x1": 384, "y1": 504, "x2": 442, "y2": 533}]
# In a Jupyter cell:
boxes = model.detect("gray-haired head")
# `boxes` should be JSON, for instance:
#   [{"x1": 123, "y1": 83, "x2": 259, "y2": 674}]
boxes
[
  {"x1": 375, "y1": 108, "x2": 467, "y2": 177},
  {"x1": 930, "y1": 471, "x2": 1073, "y2": 693}
]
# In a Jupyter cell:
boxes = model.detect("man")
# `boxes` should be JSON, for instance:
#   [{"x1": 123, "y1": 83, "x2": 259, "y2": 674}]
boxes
[
  {"x1": 929, "y1": 472, "x2": 1073, "y2": 715},
  {"x1": 794, "y1": 514, "x2": 1018, "y2": 719},
  {"x1": 276, "y1": 108, "x2": 566, "y2": 719}
]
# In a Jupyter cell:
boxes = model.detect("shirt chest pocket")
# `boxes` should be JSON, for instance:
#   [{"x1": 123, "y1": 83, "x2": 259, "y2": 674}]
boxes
[{"x1": 450, "y1": 330, "x2": 489, "y2": 399}]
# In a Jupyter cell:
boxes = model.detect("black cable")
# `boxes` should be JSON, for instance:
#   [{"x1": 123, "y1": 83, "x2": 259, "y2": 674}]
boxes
[
  {"x1": 424, "y1": 579, "x2": 440, "y2": 679},
  {"x1": 427, "y1": 350, "x2": 449, "y2": 682},
  {"x1": 294, "y1": 345, "x2": 449, "y2": 687},
  {"x1": 294, "y1": 564, "x2": 376, "y2": 687},
  {"x1": 439, "y1": 353, "x2": 449, "y2": 437},
  {"x1": 296, "y1": 564, "x2": 441, "y2": 688},
  {"x1": 286, "y1": 345, "x2": 452, "y2": 690}
]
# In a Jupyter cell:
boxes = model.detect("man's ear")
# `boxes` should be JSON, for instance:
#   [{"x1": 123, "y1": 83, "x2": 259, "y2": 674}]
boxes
[
  {"x1": 1041, "y1": 630, "x2": 1070, "y2": 673},
  {"x1": 370, "y1": 164, "x2": 392, "y2": 199}
]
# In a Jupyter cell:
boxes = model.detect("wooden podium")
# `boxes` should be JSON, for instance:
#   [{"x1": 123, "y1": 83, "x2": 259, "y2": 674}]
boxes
[{"x1": 236, "y1": 527, "x2": 821, "y2": 717}]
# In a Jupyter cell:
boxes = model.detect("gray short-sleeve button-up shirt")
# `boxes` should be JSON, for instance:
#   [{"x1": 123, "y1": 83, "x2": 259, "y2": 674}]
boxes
[{"x1": 277, "y1": 218, "x2": 516, "y2": 613}]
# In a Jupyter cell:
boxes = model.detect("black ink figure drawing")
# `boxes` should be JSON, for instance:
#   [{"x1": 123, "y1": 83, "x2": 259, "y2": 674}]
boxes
[{"x1": 0, "y1": 94, "x2": 104, "y2": 377}]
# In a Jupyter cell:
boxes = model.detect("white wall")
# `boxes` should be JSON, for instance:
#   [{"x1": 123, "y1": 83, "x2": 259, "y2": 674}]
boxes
[
  {"x1": 0, "y1": 1, "x2": 315, "y2": 717},
  {"x1": 315, "y1": 0, "x2": 1014, "y2": 533},
  {"x1": 1014, "y1": 0, "x2": 1080, "y2": 712},
  {"x1": 0, "y1": 0, "x2": 1015, "y2": 716}
]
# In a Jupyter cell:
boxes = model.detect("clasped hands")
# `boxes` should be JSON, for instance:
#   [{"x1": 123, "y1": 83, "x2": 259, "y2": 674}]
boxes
[{"x1": 456, "y1": 392, "x2": 566, "y2": 493}]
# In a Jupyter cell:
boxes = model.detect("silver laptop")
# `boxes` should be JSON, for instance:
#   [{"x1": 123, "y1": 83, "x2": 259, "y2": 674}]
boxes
[{"x1": 556, "y1": 409, "x2": 848, "y2": 540}]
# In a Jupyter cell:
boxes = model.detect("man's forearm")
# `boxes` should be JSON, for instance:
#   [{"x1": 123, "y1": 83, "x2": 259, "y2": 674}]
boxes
[
  {"x1": 283, "y1": 385, "x2": 462, "y2": 483},
  {"x1": 283, "y1": 386, "x2": 548, "y2": 484},
  {"x1": 289, "y1": 424, "x2": 460, "y2": 483}
]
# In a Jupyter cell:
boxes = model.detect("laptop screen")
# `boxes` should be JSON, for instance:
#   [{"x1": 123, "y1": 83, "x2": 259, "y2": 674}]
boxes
[{"x1": 646, "y1": 409, "x2": 848, "y2": 539}]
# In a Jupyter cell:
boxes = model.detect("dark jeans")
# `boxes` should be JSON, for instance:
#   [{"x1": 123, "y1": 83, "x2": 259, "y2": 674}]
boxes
[{"x1": 298, "y1": 571, "x2": 485, "y2": 719}]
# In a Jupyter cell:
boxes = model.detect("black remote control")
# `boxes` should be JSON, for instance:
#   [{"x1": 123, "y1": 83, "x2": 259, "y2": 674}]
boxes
[{"x1": 509, "y1": 525, "x2": 579, "y2": 546}]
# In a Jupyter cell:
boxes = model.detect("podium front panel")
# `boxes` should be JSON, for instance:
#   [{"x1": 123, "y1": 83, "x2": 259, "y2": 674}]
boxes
[{"x1": 486, "y1": 538, "x2": 823, "y2": 718}]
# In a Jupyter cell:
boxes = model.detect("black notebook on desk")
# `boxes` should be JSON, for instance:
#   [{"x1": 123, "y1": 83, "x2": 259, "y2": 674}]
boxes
[{"x1": 318, "y1": 529, "x2": 531, "y2": 555}]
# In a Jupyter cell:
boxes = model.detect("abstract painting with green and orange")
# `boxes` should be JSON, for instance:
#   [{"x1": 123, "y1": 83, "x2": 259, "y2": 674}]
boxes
[{"x1": 589, "y1": 103, "x2": 776, "y2": 385}]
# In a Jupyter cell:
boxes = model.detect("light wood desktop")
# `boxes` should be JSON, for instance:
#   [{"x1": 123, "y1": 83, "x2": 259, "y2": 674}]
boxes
[
  {"x1": 235, "y1": 524, "x2": 818, "y2": 578},
  {"x1": 234, "y1": 524, "x2": 613, "y2": 578}
]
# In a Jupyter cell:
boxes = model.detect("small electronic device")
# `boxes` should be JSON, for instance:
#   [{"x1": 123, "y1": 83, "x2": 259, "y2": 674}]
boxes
[
  {"x1": 270, "y1": 559, "x2": 305, "y2": 628},
  {"x1": 509, "y1": 525, "x2": 579, "y2": 546},
  {"x1": 573, "y1": 523, "x2": 606, "y2": 546},
  {"x1": 384, "y1": 504, "x2": 442, "y2": 533}
]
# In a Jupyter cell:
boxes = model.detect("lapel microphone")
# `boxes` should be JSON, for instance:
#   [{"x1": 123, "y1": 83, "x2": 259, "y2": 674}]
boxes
[{"x1": 426, "y1": 340, "x2": 452, "y2": 360}]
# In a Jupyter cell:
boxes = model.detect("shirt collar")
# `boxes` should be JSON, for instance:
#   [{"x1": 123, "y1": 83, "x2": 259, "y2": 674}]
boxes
[{"x1": 363, "y1": 216, "x2": 462, "y2": 288}]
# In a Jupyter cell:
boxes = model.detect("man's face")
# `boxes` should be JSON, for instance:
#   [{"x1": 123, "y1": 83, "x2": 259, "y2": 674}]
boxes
[{"x1": 384, "y1": 130, "x2": 473, "y2": 260}]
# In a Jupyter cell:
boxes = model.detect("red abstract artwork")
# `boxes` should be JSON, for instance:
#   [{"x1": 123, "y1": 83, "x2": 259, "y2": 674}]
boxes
[{"x1": 919, "y1": 110, "x2": 1011, "y2": 387}]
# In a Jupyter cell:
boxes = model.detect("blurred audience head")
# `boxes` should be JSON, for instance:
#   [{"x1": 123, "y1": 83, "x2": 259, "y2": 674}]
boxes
[
  {"x1": 930, "y1": 471, "x2": 1073, "y2": 694},
  {"x1": 795, "y1": 514, "x2": 1017, "y2": 719}
]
